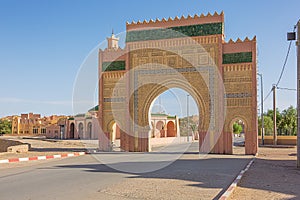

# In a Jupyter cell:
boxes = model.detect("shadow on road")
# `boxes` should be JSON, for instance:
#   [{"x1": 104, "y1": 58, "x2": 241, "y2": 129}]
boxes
[{"x1": 54, "y1": 154, "x2": 252, "y2": 199}]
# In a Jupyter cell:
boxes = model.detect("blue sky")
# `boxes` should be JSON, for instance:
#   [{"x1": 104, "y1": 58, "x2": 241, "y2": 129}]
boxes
[{"x1": 0, "y1": 0, "x2": 299, "y2": 117}]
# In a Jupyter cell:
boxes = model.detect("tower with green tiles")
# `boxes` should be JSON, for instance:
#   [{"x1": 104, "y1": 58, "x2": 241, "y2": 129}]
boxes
[{"x1": 98, "y1": 12, "x2": 258, "y2": 155}]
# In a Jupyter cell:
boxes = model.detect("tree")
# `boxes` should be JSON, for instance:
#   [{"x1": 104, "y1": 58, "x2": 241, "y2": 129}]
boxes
[
  {"x1": 258, "y1": 115, "x2": 273, "y2": 136},
  {"x1": 258, "y1": 107, "x2": 297, "y2": 136},
  {"x1": 233, "y1": 122, "x2": 242, "y2": 134},
  {"x1": 278, "y1": 106, "x2": 297, "y2": 135},
  {"x1": 0, "y1": 119, "x2": 12, "y2": 134},
  {"x1": 179, "y1": 115, "x2": 199, "y2": 136},
  {"x1": 266, "y1": 108, "x2": 282, "y2": 125}
]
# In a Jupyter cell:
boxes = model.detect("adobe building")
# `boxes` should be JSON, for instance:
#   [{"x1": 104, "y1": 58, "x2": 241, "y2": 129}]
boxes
[
  {"x1": 11, "y1": 113, "x2": 68, "y2": 138},
  {"x1": 109, "y1": 113, "x2": 179, "y2": 145},
  {"x1": 65, "y1": 106, "x2": 99, "y2": 140},
  {"x1": 150, "y1": 113, "x2": 179, "y2": 138},
  {"x1": 99, "y1": 12, "x2": 257, "y2": 154},
  {"x1": 12, "y1": 113, "x2": 45, "y2": 135}
]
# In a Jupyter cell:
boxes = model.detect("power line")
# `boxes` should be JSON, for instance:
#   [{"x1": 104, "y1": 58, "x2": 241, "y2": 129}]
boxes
[
  {"x1": 263, "y1": 88, "x2": 273, "y2": 102},
  {"x1": 258, "y1": 88, "x2": 272, "y2": 107},
  {"x1": 277, "y1": 87, "x2": 297, "y2": 91},
  {"x1": 275, "y1": 41, "x2": 293, "y2": 86},
  {"x1": 258, "y1": 26, "x2": 296, "y2": 107},
  {"x1": 275, "y1": 26, "x2": 296, "y2": 87}
]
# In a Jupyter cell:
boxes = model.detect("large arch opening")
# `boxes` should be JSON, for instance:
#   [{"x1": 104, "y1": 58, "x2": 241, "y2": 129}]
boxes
[{"x1": 148, "y1": 88, "x2": 200, "y2": 150}]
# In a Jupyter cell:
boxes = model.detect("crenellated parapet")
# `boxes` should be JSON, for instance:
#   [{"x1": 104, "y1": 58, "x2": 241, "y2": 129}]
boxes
[
  {"x1": 126, "y1": 11, "x2": 224, "y2": 31},
  {"x1": 222, "y1": 36, "x2": 256, "y2": 65},
  {"x1": 226, "y1": 36, "x2": 256, "y2": 44}
]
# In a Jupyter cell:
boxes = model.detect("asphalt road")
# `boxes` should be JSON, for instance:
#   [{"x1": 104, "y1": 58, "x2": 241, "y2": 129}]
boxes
[{"x1": 0, "y1": 142, "x2": 252, "y2": 200}]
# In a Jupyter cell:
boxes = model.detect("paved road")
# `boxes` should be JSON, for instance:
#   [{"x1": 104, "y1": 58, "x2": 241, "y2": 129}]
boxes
[
  {"x1": 233, "y1": 136, "x2": 245, "y2": 146},
  {"x1": 0, "y1": 143, "x2": 253, "y2": 200}
]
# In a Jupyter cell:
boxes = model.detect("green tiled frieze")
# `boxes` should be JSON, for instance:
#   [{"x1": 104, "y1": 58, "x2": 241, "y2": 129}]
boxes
[
  {"x1": 126, "y1": 22, "x2": 223, "y2": 42},
  {"x1": 222, "y1": 52, "x2": 252, "y2": 64},
  {"x1": 102, "y1": 61, "x2": 126, "y2": 71}
]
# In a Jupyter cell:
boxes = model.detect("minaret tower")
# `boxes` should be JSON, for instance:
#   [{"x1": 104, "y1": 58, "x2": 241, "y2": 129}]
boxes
[{"x1": 106, "y1": 30, "x2": 119, "y2": 50}]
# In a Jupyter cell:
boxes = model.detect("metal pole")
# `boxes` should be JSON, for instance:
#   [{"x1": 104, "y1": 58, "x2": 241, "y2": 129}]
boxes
[
  {"x1": 258, "y1": 73, "x2": 264, "y2": 145},
  {"x1": 273, "y1": 85, "x2": 277, "y2": 145},
  {"x1": 297, "y1": 20, "x2": 300, "y2": 168},
  {"x1": 187, "y1": 94, "x2": 190, "y2": 142}
]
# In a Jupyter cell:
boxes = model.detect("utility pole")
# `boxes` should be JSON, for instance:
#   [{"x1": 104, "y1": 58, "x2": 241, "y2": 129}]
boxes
[
  {"x1": 297, "y1": 21, "x2": 300, "y2": 168},
  {"x1": 187, "y1": 94, "x2": 190, "y2": 142},
  {"x1": 258, "y1": 73, "x2": 264, "y2": 145},
  {"x1": 287, "y1": 20, "x2": 300, "y2": 167},
  {"x1": 273, "y1": 85, "x2": 277, "y2": 145}
]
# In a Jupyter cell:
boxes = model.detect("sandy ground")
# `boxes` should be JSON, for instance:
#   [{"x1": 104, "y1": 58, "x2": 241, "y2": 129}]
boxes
[
  {"x1": 229, "y1": 146, "x2": 300, "y2": 200},
  {"x1": 0, "y1": 136, "x2": 98, "y2": 160}
]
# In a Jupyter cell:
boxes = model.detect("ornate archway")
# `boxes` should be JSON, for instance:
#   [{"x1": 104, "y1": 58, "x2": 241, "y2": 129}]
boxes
[{"x1": 99, "y1": 12, "x2": 258, "y2": 155}]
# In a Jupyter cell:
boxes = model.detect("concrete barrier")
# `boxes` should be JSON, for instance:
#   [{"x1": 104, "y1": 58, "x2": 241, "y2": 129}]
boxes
[
  {"x1": 0, "y1": 139, "x2": 31, "y2": 153},
  {"x1": 258, "y1": 135, "x2": 297, "y2": 145},
  {"x1": 7, "y1": 144, "x2": 30, "y2": 153}
]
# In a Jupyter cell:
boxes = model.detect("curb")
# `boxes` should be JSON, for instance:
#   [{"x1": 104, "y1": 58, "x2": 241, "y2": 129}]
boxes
[
  {"x1": 0, "y1": 152, "x2": 86, "y2": 164},
  {"x1": 219, "y1": 157, "x2": 255, "y2": 200}
]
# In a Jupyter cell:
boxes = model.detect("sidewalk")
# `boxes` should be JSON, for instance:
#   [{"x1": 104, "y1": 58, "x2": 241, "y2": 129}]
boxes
[
  {"x1": 228, "y1": 146, "x2": 300, "y2": 200},
  {"x1": 0, "y1": 152, "x2": 85, "y2": 164}
]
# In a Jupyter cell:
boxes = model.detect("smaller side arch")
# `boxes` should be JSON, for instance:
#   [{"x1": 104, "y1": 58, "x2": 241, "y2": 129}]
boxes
[
  {"x1": 228, "y1": 116, "x2": 249, "y2": 154},
  {"x1": 107, "y1": 120, "x2": 121, "y2": 143},
  {"x1": 228, "y1": 116, "x2": 249, "y2": 133}
]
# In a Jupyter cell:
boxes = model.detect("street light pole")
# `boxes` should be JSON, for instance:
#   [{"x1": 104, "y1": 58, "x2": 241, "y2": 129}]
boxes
[
  {"x1": 258, "y1": 73, "x2": 264, "y2": 145},
  {"x1": 187, "y1": 94, "x2": 190, "y2": 142}
]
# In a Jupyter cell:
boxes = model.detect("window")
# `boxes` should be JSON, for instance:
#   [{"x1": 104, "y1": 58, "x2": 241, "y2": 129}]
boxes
[
  {"x1": 33, "y1": 128, "x2": 39, "y2": 134},
  {"x1": 41, "y1": 128, "x2": 46, "y2": 134},
  {"x1": 54, "y1": 130, "x2": 58, "y2": 134}
]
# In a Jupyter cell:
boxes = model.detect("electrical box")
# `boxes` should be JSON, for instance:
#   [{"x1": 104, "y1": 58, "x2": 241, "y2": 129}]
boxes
[{"x1": 287, "y1": 32, "x2": 296, "y2": 41}]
